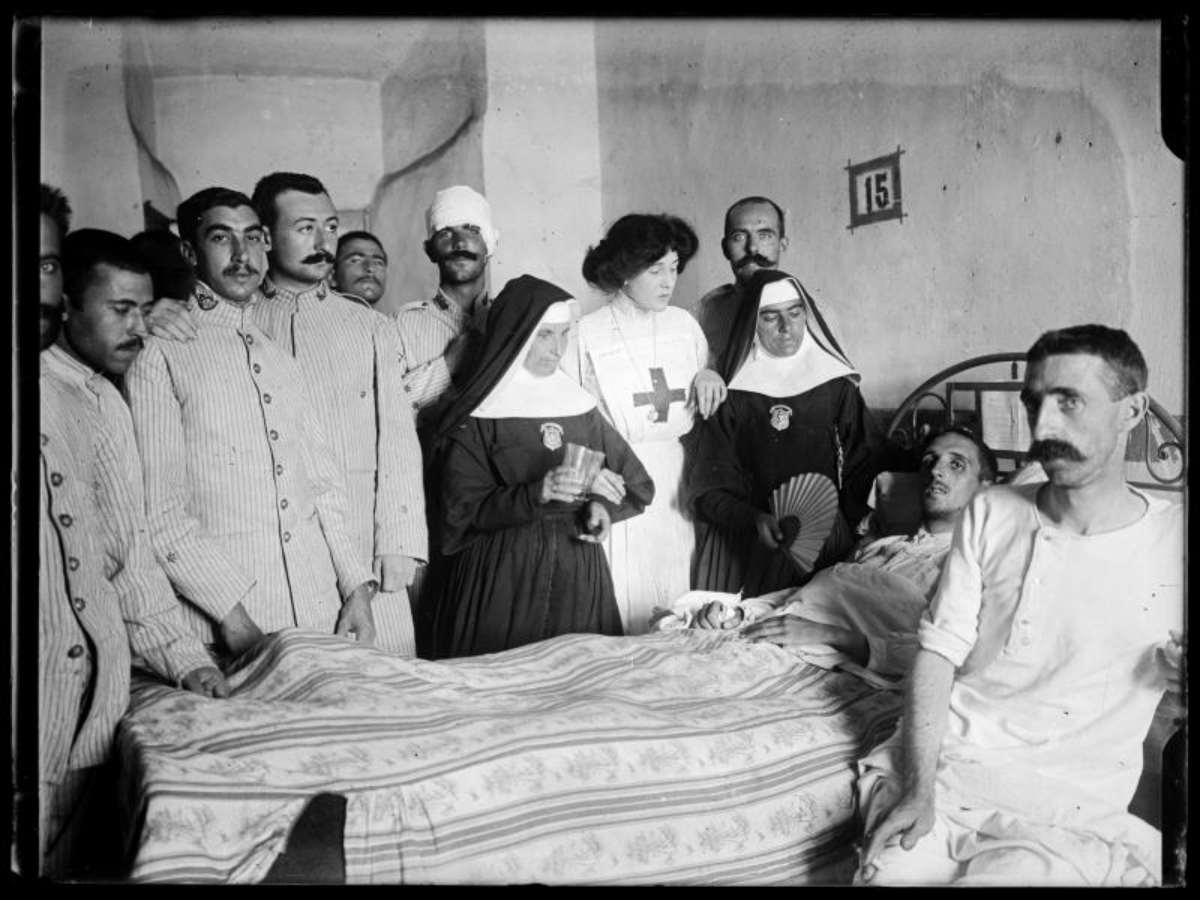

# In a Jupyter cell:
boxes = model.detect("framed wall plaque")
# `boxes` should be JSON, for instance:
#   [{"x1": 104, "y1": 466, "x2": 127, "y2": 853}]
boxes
[{"x1": 846, "y1": 147, "x2": 905, "y2": 231}]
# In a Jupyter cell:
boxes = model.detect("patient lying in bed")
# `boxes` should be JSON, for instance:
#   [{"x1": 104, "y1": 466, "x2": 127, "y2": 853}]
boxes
[{"x1": 655, "y1": 428, "x2": 996, "y2": 686}]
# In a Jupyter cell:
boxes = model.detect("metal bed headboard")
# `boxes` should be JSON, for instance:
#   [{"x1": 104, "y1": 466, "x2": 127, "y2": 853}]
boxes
[{"x1": 885, "y1": 352, "x2": 1185, "y2": 492}]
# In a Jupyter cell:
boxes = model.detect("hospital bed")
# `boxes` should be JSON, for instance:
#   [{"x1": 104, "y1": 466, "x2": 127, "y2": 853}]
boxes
[
  {"x1": 884, "y1": 351, "x2": 1185, "y2": 493},
  {"x1": 110, "y1": 352, "x2": 1185, "y2": 885}
]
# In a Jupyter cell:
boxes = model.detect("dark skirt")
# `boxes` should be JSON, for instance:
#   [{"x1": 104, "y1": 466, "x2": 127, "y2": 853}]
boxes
[{"x1": 433, "y1": 512, "x2": 624, "y2": 658}]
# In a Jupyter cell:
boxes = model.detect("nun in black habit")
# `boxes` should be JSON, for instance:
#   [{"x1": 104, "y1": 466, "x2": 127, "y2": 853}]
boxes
[
  {"x1": 431, "y1": 275, "x2": 655, "y2": 658},
  {"x1": 689, "y1": 269, "x2": 881, "y2": 597}
]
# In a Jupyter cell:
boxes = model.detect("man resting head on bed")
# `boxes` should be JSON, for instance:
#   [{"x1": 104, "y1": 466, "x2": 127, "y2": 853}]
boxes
[{"x1": 692, "y1": 427, "x2": 996, "y2": 680}]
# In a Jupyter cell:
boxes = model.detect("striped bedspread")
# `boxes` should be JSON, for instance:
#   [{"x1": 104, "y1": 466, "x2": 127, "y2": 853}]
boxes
[{"x1": 116, "y1": 627, "x2": 901, "y2": 884}]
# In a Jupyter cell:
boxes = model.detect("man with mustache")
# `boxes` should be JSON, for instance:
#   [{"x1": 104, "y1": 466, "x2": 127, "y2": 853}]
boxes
[
  {"x1": 40, "y1": 227, "x2": 226, "y2": 878},
  {"x1": 857, "y1": 324, "x2": 1183, "y2": 886},
  {"x1": 733, "y1": 428, "x2": 995, "y2": 677},
  {"x1": 250, "y1": 172, "x2": 426, "y2": 656},
  {"x1": 333, "y1": 230, "x2": 389, "y2": 308},
  {"x1": 395, "y1": 184, "x2": 498, "y2": 425},
  {"x1": 695, "y1": 196, "x2": 790, "y2": 367},
  {"x1": 124, "y1": 186, "x2": 379, "y2": 660}
]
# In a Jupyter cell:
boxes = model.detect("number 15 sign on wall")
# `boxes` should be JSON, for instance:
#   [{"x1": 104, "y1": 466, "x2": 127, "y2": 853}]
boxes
[{"x1": 846, "y1": 147, "x2": 905, "y2": 231}]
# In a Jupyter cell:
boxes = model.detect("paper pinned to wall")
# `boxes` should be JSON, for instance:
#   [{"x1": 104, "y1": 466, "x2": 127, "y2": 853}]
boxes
[{"x1": 979, "y1": 390, "x2": 1031, "y2": 452}]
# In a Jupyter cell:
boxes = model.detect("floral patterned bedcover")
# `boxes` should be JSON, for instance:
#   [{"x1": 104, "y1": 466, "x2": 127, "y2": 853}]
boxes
[{"x1": 117, "y1": 627, "x2": 901, "y2": 884}]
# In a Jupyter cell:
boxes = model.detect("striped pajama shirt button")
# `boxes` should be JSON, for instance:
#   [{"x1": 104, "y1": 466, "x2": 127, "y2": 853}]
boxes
[
  {"x1": 59, "y1": 514, "x2": 73, "y2": 527},
  {"x1": 67, "y1": 645, "x2": 84, "y2": 659},
  {"x1": 51, "y1": 472, "x2": 64, "y2": 486}
]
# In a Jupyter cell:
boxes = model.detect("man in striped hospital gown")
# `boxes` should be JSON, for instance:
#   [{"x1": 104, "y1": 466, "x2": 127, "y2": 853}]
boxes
[
  {"x1": 39, "y1": 221, "x2": 226, "y2": 879},
  {"x1": 125, "y1": 186, "x2": 379, "y2": 660},
  {"x1": 250, "y1": 172, "x2": 427, "y2": 656}
]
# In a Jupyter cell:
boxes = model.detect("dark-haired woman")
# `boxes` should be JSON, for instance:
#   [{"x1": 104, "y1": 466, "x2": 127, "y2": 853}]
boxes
[{"x1": 575, "y1": 213, "x2": 726, "y2": 634}]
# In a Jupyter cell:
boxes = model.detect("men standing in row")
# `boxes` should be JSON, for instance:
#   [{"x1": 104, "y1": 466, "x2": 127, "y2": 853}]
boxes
[
  {"x1": 395, "y1": 184, "x2": 498, "y2": 427},
  {"x1": 40, "y1": 221, "x2": 226, "y2": 878},
  {"x1": 333, "y1": 229, "x2": 389, "y2": 309},
  {"x1": 858, "y1": 325, "x2": 1183, "y2": 885},
  {"x1": 250, "y1": 172, "x2": 427, "y2": 655},
  {"x1": 695, "y1": 196, "x2": 789, "y2": 367},
  {"x1": 125, "y1": 187, "x2": 378, "y2": 658}
]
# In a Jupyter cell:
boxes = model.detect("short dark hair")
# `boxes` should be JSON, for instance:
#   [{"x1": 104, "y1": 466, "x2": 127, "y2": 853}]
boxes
[
  {"x1": 1026, "y1": 324, "x2": 1148, "y2": 399},
  {"x1": 337, "y1": 230, "x2": 387, "y2": 262},
  {"x1": 40, "y1": 183, "x2": 72, "y2": 240},
  {"x1": 923, "y1": 425, "x2": 998, "y2": 484},
  {"x1": 130, "y1": 229, "x2": 196, "y2": 300},
  {"x1": 724, "y1": 196, "x2": 786, "y2": 239},
  {"x1": 176, "y1": 187, "x2": 257, "y2": 248},
  {"x1": 251, "y1": 172, "x2": 328, "y2": 231},
  {"x1": 61, "y1": 228, "x2": 149, "y2": 307},
  {"x1": 581, "y1": 213, "x2": 699, "y2": 294}
]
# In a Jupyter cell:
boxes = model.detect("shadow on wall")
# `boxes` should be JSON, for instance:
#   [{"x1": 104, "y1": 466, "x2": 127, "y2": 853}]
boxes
[
  {"x1": 109, "y1": 19, "x2": 488, "y2": 316},
  {"x1": 370, "y1": 22, "x2": 487, "y2": 315}
]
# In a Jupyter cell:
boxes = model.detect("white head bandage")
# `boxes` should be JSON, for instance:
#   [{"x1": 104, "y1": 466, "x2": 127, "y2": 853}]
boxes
[{"x1": 426, "y1": 185, "x2": 499, "y2": 255}]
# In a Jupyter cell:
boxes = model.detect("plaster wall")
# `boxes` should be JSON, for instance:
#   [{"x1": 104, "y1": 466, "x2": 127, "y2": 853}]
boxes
[
  {"x1": 482, "y1": 20, "x2": 604, "y2": 307},
  {"x1": 594, "y1": 19, "x2": 1184, "y2": 413},
  {"x1": 152, "y1": 74, "x2": 384, "y2": 213},
  {"x1": 41, "y1": 18, "x2": 144, "y2": 235}
]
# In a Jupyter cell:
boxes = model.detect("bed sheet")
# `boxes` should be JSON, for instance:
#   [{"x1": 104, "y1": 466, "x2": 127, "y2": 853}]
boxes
[{"x1": 117, "y1": 627, "x2": 901, "y2": 884}]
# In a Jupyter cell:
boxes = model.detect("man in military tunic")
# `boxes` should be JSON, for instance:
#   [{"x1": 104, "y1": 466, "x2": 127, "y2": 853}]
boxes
[
  {"x1": 243, "y1": 172, "x2": 428, "y2": 656},
  {"x1": 124, "y1": 186, "x2": 379, "y2": 657}
]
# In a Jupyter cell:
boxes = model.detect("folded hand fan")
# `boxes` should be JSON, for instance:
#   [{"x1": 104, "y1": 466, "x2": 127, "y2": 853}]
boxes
[{"x1": 769, "y1": 472, "x2": 840, "y2": 574}]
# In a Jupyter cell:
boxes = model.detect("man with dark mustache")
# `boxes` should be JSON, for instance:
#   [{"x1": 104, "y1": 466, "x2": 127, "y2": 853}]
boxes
[
  {"x1": 124, "y1": 187, "x2": 379, "y2": 662},
  {"x1": 40, "y1": 227, "x2": 227, "y2": 877},
  {"x1": 250, "y1": 172, "x2": 427, "y2": 656},
  {"x1": 333, "y1": 230, "x2": 389, "y2": 308},
  {"x1": 395, "y1": 184, "x2": 498, "y2": 425},
  {"x1": 857, "y1": 325, "x2": 1183, "y2": 886},
  {"x1": 695, "y1": 196, "x2": 791, "y2": 367},
  {"x1": 735, "y1": 427, "x2": 996, "y2": 678}
]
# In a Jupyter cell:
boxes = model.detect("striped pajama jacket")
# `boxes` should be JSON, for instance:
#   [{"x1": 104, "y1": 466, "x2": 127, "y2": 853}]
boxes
[
  {"x1": 123, "y1": 284, "x2": 376, "y2": 646},
  {"x1": 39, "y1": 346, "x2": 215, "y2": 876},
  {"x1": 254, "y1": 278, "x2": 428, "y2": 655}
]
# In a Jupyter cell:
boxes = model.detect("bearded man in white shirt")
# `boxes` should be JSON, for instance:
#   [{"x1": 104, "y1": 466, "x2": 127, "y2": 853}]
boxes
[{"x1": 857, "y1": 324, "x2": 1184, "y2": 886}]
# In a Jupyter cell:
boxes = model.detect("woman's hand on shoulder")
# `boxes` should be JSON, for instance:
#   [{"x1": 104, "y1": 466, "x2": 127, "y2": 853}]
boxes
[{"x1": 688, "y1": 368, "x2": 727, "y2": 420}]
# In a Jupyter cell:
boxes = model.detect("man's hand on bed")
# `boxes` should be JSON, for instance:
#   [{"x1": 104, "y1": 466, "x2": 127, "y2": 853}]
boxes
[
  {"x1": 221, "y1": 603, "x2": 266, "y2": 658},
  {"x1": 755, "y1": 513, "x2": 784, "y2": 550},
  {"x1": 182, "y1": 665, "x2": 231, "y2": 698},
  {"x1": 741, "y1": 615, "x2": 869, "y2": 665},
  {"x1": 575, "y1": 501, "x2": 611, "y2": 543},
  {"x1": 335, "y1": 581, "x2": 378, "y2": 645},
  {"x1": 858, "y1": 783, "x2": 936, "y2": 882}
]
